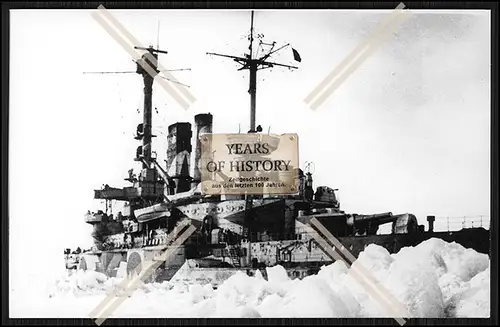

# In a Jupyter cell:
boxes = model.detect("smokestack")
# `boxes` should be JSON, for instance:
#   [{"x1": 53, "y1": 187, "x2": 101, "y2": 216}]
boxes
[
  {"x1": 166, "y1": 122, "x2": 192, "y2": 193},
  {"x1": 193, "y1": 113, "x2": 213, "y2": 186},
  {"x1": 427, "y1": 215, "x2": 435, "y2": 232}
]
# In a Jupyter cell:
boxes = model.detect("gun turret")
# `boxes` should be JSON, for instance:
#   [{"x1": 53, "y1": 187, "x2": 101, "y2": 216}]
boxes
[{"x1": 349, "y1": 212, "x2": 419, "y2": 236}]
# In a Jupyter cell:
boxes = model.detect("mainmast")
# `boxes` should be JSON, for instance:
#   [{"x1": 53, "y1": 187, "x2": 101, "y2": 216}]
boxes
[
  {"x1": 207, "y1": 10, "x2": 300, "y2": 132},
  {"x1": 248, "y1": 11, "x2": 256, "y2": 131},
  {"x1": 206, "y1": 10, "x2": 301, "y2": 264}
]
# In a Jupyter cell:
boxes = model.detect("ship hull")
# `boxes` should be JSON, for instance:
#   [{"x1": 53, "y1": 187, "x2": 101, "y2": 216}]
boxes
[{"x1": 72, "y1": 226, "x2": 489, "y2": 288}]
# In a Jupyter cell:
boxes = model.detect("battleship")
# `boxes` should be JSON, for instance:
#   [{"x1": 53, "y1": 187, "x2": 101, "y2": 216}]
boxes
[{"x1": 64, "y1": 11, "x2": 490, "y2": 286}]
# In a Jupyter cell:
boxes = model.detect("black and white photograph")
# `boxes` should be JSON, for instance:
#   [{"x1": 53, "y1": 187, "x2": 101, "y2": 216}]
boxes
[{"x1": 7, "y1": 4, "x2": 494, "y2": 322}]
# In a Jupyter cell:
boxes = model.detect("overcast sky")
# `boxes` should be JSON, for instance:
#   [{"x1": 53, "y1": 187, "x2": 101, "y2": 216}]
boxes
[{"x1": 9, "y1": 9, "x2": 490, "y2": 298}]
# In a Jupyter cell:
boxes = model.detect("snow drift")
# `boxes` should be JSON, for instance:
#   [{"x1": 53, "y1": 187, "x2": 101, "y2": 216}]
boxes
[{"x1": 12, "y1": 238, "x2": 490, "y2": 318}]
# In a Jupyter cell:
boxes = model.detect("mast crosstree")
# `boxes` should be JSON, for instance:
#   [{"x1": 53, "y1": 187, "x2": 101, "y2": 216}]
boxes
[{"x1": 207, "y1": 10, "x2": 301, "y2": 132}]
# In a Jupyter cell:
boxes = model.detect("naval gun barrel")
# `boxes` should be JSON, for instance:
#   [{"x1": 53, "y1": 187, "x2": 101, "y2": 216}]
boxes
[
  {"x1": 349, "y1": 212, "x2": 396, "y2": 236},
  {"x1": 353, "y1": 212, "x2": 396, "y2": 225}
]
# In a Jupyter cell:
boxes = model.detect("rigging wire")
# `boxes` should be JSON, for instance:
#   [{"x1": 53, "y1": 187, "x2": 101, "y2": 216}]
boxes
[{"x1": 158, "y1": 75, "x2": 190, "y2": 88}]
